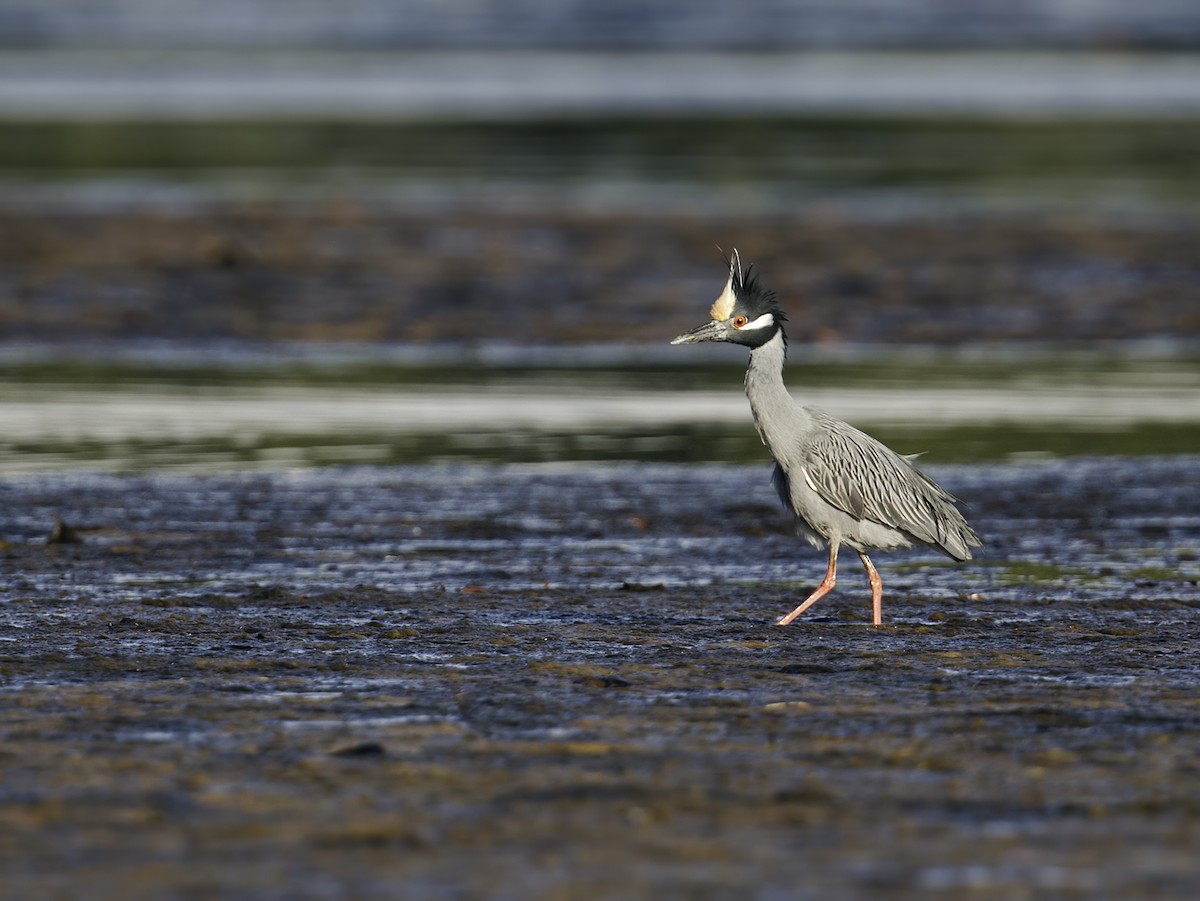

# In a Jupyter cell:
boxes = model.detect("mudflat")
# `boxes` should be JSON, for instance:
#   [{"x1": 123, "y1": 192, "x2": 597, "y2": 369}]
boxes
[
  {"x1": 2, "y1": 206, "x2": 1197, "y2": 346},
  {"x1": 2, "y1": 458, "x2": 1197, "y2": 897}
]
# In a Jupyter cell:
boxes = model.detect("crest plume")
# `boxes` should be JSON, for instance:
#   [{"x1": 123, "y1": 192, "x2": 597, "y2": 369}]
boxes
[{"x1": 710, "y1": 247, "x2": 742, "y2": 321}]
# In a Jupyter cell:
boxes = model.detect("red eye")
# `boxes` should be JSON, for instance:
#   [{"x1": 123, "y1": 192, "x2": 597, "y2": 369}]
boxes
[{"x1": 733, "y1": 316, "x2": 748, "y2": 328}]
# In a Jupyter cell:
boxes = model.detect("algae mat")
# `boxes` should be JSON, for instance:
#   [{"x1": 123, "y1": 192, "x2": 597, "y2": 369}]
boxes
[{"x1": 1, "y1": 458, "x2": 1198, "y2": 898}]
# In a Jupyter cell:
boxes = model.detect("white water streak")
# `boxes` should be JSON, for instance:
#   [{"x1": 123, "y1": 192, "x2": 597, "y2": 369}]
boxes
[
  {"x1": 2, "y1": 380, "x2": 1196, "y2": 445},
  {"x1": 2, "y1": 52, "x2": 1199, "y2": 119}
]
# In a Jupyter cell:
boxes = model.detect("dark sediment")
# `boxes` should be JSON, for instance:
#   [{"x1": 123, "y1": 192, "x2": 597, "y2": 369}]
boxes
[
  {"x1": 2, "y1": 206, "x2": 1198, "y2": 346},
  {"x1": 1, "y1": 457, "x2": 1198, "y2": 897}
]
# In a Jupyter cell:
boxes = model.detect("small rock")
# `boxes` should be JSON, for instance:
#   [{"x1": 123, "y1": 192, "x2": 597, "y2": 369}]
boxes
[
  {"x1": 331, "y1": 741, "x2": 387, "y2": 758},
  {"x1": 46, "y1": 514, "x2": 81, "y2": 545}
]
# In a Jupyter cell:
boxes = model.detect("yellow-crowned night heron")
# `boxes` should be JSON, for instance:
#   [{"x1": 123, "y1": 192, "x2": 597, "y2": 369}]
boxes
[{"x1": 672, "y1": 250, "x2": 981, "y2": 626}]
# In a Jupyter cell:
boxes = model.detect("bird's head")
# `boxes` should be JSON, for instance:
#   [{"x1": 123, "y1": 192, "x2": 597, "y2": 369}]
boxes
[{"x1": 670, "y1": 249, "x2": 787, "y2": 349}]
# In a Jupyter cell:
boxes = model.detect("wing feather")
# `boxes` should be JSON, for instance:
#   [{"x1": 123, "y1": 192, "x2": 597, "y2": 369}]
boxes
[{"x1": 798, "y1": 408, "x2": 981, "y2": 559}]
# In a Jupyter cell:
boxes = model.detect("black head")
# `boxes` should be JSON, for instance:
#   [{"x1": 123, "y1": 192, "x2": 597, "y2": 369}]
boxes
[{"x1": 670, "y1": 250, "x2": 787, "y2": 349}]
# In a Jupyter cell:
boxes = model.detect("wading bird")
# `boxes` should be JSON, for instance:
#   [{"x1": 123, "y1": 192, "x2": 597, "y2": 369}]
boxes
[{"x1": 671, "y1": 251, "x2": 981, "y2": 626}]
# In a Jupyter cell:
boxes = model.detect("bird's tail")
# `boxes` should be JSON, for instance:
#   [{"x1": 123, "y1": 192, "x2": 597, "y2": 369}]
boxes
[{"x1": 940, "y1": 514, "x2": 983, "y2": 561}]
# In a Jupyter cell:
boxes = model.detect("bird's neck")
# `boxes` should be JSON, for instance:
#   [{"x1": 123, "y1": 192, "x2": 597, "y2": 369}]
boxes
[
  {"x1": 744, "y1": 328, "x2": 803, "y2": 453},
  {"x1": 745, "y1": 326, "x2": 789, "y2": 396}
]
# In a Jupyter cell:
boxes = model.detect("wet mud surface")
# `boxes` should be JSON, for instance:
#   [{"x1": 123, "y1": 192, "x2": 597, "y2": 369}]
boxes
[{"x1": 2, "y1": 458, "x2": 1199, "y2": 898}]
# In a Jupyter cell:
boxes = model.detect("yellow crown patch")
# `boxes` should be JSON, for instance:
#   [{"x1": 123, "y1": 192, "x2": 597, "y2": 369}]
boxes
[{"x1": 709, "y1": 275, "x2": 737, "y2": 321}]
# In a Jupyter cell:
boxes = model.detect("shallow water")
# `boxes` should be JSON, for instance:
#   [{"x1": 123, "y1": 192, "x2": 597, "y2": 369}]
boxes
[
  {"x1": 2, "y1": 348, "x2": 1198, "y2": 473},
  {"x1": 6, "y1": 3, "x2": 1200, "y2": 52},
  {"x1": 5, "y1": 111, "x2": 1200, "y2": 219},
  {"x1": 1, "y1": 457, "x2": 1197, "y2": 897},
  {"x1": 4, "y1": 54, "x2": 1200, "y2": 222},
  {"x1": 5, "y1": 51, "x2": 1200, "y2": 120}
]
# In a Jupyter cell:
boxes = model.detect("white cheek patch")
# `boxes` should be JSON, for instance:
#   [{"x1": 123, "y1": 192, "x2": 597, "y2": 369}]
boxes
[{"x1": 737, "y1": 312, "x2": 776, "y2": 331}]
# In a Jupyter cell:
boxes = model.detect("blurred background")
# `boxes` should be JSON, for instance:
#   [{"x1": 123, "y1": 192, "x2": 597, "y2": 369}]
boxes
[{"x1": 0, "y1": 0, "x2": 1197, "y2": 472}]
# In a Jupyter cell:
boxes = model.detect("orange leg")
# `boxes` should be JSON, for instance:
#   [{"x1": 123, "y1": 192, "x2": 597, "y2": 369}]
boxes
[
  {"x1": 776, "y1": 544, "x2": 839, "y2": 626},
  {"x1": 858, "y1": 550, "x2": 883, "y2": 626}
]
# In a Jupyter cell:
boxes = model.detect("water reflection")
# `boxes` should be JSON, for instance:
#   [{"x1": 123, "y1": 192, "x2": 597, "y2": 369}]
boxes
[{"x1": 0, "y1": 349, "x2": 1196, "y2": 472}]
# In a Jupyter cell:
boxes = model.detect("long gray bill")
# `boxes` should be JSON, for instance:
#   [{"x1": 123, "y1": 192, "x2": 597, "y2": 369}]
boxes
[{"x1": 670, "y1": 320, "x2": 724, "y2": 345}]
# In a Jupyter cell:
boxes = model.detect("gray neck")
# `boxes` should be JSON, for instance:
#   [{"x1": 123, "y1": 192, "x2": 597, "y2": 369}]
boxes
[{"x1": 744, "y1": 328, "x2": 808, "y2": 457}]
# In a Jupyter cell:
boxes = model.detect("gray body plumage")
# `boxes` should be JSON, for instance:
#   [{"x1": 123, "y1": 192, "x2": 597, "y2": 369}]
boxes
[
  {"x1": 747, "y1": 328, "x2": 978, "y2": 561},
  {"x1": 672, "y1": 249, "x2": 980, "y2": 624}
]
